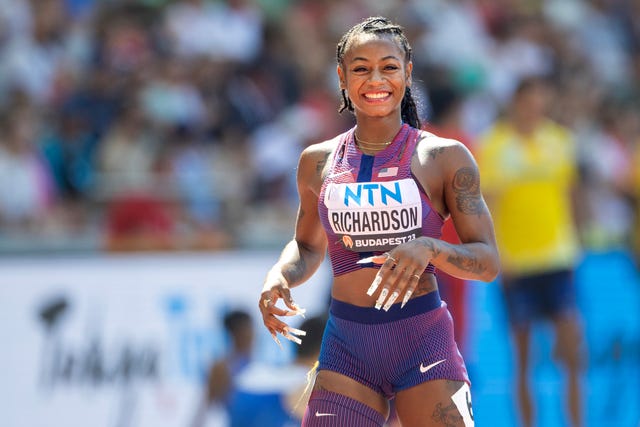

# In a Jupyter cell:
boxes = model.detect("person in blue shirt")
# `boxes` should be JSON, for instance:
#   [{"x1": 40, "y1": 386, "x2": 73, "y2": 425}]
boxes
[{"x1": 228, "y1": 315, "x2": 326, "y2": 427}]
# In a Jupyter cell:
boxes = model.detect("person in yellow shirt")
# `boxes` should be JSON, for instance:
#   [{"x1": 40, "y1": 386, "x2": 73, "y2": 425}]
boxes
[{"x1": 477, "y1": 76, "x2": 584, "y2": 427}]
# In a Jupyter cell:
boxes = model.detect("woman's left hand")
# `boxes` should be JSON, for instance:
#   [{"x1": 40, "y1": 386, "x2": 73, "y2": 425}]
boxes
[{"x1": 365, "y1": 237, "x2": 437, "y2": 310}]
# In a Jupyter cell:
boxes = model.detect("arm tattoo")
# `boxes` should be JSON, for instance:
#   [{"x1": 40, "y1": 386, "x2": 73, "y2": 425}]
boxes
[
  {"x1": 447, "y1": 249, "x2": 486, "y2": 274},
  {"x1": 417, "y1": 238, "x2": 442, "y2": 258},
  {"x1": 452, "y1": 167, "x2": 485, "y2": 216},
  {"x1": 282, "y1": 257, "x2": 306, "y2": 284}
]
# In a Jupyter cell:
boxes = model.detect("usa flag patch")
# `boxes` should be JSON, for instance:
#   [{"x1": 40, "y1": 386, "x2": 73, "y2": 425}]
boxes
[{"x1": 377, "y1": 167, "x2": 398, "y2": 178}]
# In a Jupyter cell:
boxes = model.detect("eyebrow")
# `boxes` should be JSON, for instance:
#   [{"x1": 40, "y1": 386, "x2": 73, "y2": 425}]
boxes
[{"x1": 351, "y1": 55, "x2": 400, "y2": 62}]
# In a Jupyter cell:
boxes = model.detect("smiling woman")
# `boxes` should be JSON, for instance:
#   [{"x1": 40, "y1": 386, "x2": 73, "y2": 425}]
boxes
[{"x1": 257, "y1": 16, "x2": 499, "y2": 427}]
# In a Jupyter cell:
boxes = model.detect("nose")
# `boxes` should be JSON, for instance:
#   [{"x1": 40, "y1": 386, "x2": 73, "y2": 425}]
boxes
[{"x1": 369, "y1": 68, "x2": 385, "y2": 83}]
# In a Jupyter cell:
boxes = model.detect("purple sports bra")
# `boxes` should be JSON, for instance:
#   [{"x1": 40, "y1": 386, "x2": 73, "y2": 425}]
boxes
[{"x1": 318, "y1": 123, "x2": 444, "y2": 277}]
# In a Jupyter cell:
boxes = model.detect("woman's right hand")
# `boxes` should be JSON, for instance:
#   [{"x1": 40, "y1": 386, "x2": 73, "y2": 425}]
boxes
[{"x1": 258, "y1": 280, "x2": 307, "y2": 348}]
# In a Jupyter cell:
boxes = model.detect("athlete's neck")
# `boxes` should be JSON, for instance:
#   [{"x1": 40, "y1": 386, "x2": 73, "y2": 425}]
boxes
[
  {"x1": 354, "y1": 116, "x2": 403, "y2": 143},
  {"x1": 354, "y1": 121, "x2": 403, "y2": 154}
]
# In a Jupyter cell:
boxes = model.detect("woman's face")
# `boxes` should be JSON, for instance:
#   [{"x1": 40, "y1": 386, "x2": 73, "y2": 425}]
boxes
[{"x1": 338, "y1": 34, "x2": 412, "y2": 120}]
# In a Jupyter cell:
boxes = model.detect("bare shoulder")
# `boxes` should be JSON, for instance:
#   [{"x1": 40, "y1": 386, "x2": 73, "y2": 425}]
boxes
[
  {"x1": 298, "y1": 137, "x2": 340, "y2": 194},
  {"x1": 299, "y1": 139, "x2": 337, "y2": 168},
  {"x1": 415, "y1": 131, "x2": 473, "y2": 166}
]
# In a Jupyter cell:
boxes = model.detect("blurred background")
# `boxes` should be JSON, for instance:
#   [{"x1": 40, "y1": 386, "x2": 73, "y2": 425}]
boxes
[{"x1": 0, "y1": 0, "x2": 639, "y2": 426}]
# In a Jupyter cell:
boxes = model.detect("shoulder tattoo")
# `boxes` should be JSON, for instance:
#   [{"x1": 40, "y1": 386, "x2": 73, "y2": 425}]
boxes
[
  {"x1": 452, "y1": 167, "x2": 484, "y2": 216},
  {"x1": 316, "y1": 152, "x2": 330, "y2": 179},
  {"x1": 428, "y1": 146, "x2": 446, "y2": 160}
]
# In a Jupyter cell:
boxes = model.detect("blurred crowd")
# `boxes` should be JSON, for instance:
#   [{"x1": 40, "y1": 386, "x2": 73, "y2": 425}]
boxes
[{"x1": 0, "y1": 0, "x2": 639, "y2": 256}]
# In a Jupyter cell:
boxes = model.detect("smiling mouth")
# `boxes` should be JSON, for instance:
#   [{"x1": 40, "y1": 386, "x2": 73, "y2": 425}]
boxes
[{"x1": 363, "y1": 92, "x2": 391, "y2": 101}]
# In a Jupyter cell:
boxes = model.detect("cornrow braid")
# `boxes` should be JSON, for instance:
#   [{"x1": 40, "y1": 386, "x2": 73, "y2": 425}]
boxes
[{"x1": 336, "y1": 16, "x2": 421, "y2": 129}]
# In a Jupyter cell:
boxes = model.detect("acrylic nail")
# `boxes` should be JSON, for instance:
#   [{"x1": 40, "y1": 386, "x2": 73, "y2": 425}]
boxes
[
  {"x1": 367, "y1": 276, "x2": 382, "y2": 296},
  {"x1": 383, "y1": 291, "x2": 399, "y2": 311},
  {"x1": 292, "y1": 303, "x2": 307, "y2": 318},
  {"x1": 375, "y1": 288, "x2": 389, "y2": 310},
  {"x1": 401, "y1": 290, "x2": 413, "y2": 309},
  {"x1": 286, "y1": 327, "x2": 307, "y2": 336},
  {"x1": 271, "y1": 333, "x2": 283, "y2": 349},
  {"x1": 283, "y1": 333, "x2": 302, "y2": 345}
]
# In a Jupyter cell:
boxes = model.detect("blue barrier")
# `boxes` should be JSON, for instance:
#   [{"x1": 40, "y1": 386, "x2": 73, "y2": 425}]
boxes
[{"x1": 466, "y1": 250, "x2": 640, "y2": 427}]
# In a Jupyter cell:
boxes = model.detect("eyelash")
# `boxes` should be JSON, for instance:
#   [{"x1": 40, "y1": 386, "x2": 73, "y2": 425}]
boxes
[{"x1": 353, "y1": 65, "x2": 399, "y2": 73}]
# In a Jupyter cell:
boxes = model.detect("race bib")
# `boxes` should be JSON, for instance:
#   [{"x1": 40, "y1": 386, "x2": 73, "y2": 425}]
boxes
[{"x1": 324, "y1": 178, "x2": 422, "y2": 252}]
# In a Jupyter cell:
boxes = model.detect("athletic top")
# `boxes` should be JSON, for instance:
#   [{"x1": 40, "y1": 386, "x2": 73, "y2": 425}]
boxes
[{"x1": 318, "y1": 123, "x2": 444, "y2": 277}]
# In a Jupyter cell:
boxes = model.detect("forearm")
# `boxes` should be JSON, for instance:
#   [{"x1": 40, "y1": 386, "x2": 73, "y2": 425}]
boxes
[
  {"x1": 264, "y1": 238, "x2": 325, "y2": 291},
  {"x1": 421, "y1": 237, "x2": 500, "y2": 282}
]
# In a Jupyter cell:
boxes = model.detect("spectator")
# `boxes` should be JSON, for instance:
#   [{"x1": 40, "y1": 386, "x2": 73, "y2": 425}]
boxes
[
  {"x1": 96, "y1": 103, "x2": 159, "y2": 196},
  {"x1": 191, "y1": 309, "x2": 255, "y2": 427},
  {"x1": 577, "y1": 98, "x2": 638, "y2": 251},
  {"x1": 476, "y1": 76, "x2": 585, "y2": 427},
  {"x1": 0, "y1": 104, "x2": 54, "y2": 233},
  {"x1": 228, "y1": 315, "x2": 327, "y2": 427}
]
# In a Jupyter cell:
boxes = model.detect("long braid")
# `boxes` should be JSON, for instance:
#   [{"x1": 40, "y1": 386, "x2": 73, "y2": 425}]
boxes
[
  {"x1": 339, "y1": 89, "x2": 353, "y2": 113},
  {"x1": 336, "y1": 16, "x2": 421, "y2": 129},
  {"x1": 401, "y1": 87, "x2": 420, "y2": 129}
]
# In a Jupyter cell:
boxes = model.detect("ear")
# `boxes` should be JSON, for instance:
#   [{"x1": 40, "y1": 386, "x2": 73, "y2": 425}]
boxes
[
  {"x1": 406, "y1": 61, "x2": 413, "y2": 87},
  {"x1": 337, "y1": 65, "x2": 346, "y2": 89}
]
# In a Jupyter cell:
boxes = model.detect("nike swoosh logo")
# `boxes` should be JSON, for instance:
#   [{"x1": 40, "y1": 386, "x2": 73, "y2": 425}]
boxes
[
  {"x1": 419, "y1": 359, "x2": 446, "y2": 373},
  {"x1": 327, "y1": 169, "x2": 353, "y2": 179},
  {"x1": 315, "y1": 411, "x2": 337, "y2": 417}
]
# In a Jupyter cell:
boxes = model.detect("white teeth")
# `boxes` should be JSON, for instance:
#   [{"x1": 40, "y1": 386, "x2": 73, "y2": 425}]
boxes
[{"x1": 365, "y1": 93, "x2": 388, "y2": 99}]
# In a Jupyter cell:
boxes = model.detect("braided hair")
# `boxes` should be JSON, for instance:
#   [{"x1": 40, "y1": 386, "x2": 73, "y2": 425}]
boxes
[{"x1": 336, "y1": 16, "x2": 421, "y2": 129}]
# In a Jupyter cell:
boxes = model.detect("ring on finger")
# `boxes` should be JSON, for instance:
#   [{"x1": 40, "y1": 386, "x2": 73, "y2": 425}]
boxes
[
  {"x1": 387, "y1": 256, "x2": 397, "y2": 264},
  {"x1": 412, "y1": 274, "x2": 421, "y2": 280}
]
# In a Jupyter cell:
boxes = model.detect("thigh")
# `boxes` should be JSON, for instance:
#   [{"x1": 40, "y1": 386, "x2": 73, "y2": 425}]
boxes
[
  {"x1": 511, "y1": 324, "x2": 531, "y2": 371},
  {"x1": 540, "y1": 269, "x2": 577, "y2": 318},
  {"x1": 313, "y1": 369, "x2": 390, "y2": 420},
  {"x1": 395, "y1": 379, "x2": 474, "y2": 427},
  {"x1": 552, "y1": 314, "x2": 583, "y2": 366},
  {"x1": 502, "y1": 269, "x2": 574, "y2": 327},
  {"x1": 501, "y1": 275, "x2": 540, "y2": 328}
]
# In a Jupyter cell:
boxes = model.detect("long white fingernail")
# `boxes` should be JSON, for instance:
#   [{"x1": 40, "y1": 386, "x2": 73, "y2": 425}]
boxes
[
  {"x1": 283, "y1": 333, "x2": 302, "y2": 345},
  {"x1": 271, "y1": 334, "x2": 283, "y2": 349},
  {"x1": 383, "y1": 291, "x2": 399, "y2": 311},
  {"x1": 375, "y1": 288, "x2": 388, "y2": 310},
  {"x1": 286, "y1": 327, "x2": 307, "y2": 336},
  {"x1": 292, "y1": 304, "x2": 306, "y2": 318},
  {"x1": 367, "y1": 276, "x2": 382, "y2": 296},
  {"x1": 357, "y1": 256, "x2": 377, "y2": 264},
  {"x1": 401, "y1": 290, "x2": 413, "y2": 309}
]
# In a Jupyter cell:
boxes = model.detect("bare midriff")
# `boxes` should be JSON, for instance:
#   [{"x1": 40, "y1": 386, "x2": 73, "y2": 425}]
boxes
[{"x1": 331, "y1": 268, "x2": 438, "y2": 307}]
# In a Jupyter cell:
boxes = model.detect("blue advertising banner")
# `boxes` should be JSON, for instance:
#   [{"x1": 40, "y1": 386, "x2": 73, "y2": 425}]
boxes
[{"x1": 466, "y1": 250, "x2": 640, "y2": 427}]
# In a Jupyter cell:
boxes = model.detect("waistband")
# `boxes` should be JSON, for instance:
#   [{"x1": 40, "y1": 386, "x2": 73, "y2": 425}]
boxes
[{"x1": 329, "y1": 289, "x2": 442, "y2": 324}]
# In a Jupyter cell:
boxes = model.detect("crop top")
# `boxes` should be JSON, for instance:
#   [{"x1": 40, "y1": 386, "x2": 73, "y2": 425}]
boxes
[{"x1": 318, "y1": 123, "x2": 445, "y2": 277}]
